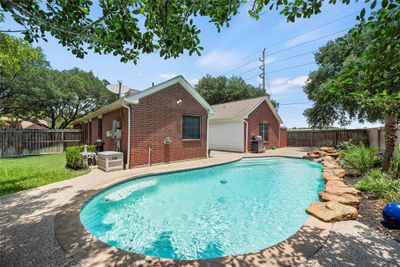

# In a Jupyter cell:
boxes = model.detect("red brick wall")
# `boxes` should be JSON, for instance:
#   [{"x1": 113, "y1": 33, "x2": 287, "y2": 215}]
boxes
[
  {"x1": 100, "y1": 108, "x2": 129, "y2": 163},
  {"x1": 130, "y1": 83, "x2": 208, "y2": 167},
  {"x1": 280, "y1": 127, "x2": 287, "y2": 148},
  {"x1": 90, "y1": 118, "x2": 98, "y2": 143},
  {"x1": 246, "y1": 101, "x2": 281, "y2": 151}
]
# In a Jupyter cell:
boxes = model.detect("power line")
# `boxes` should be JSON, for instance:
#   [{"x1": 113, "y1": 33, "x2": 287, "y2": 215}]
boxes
[
  {"x1": 280, "y1": 101, "x2": 313, "y2": 106},
  {"x1": 225, "y1": 26, "x2": 351, "y2": 76},
  {"x1": 236, "y1": 11, "x2": 358, "y2": 63},
  {"x1": 268, "y1": 62, "x2": 315, "y2": 74},
  {"x1": 267, "y1": 27, "x2": 351, "y2": 57},
  {"x1": 244, "y1": 61, "x2": 315, "y2": 82},
  {"x1": 266, "y1": 11, "x2": 358, "y2": 49},
  {"x1": 238, "y1": 49, "x2": 316, "y2": 76},
  {"x1": 223, "y1": 59, "x2": 258, "y2": 75}
]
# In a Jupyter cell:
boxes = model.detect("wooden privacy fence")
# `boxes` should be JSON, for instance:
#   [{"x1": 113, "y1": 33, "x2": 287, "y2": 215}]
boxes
[
  {"x1": 287, "y1": 129, "x2": 369, "y2": 147},
  {"x1": 0, "y1": 129, "x2": 82, "y2": 158}
]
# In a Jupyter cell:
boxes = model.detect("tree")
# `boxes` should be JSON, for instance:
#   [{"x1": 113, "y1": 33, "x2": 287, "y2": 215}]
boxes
[
  {"x1": 196, "y1": 75, "x2": 279, "y2": 108},
  {"x1": 304, "y1": 8, "x2": 400, "y2": 171},
  {"x1": 0, "y1": 0, "x2": 390, "y2": 63},
  {"x1": 8, "y1": 67, "x2": 115, "y2": 128},
  {"x1": 0, "y1": 32, "x2": 46, "y2": 114}
]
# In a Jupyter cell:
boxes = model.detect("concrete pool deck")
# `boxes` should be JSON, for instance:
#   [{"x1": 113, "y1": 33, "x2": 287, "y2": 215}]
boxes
[{"x1": 1, "y1": 147, "x2": 399, "y2": 266}]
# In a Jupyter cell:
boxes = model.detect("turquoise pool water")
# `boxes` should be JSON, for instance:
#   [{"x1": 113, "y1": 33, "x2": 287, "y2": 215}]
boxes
[{"x1": 80, "y1": 157, "x2": 323, "y2": 260}]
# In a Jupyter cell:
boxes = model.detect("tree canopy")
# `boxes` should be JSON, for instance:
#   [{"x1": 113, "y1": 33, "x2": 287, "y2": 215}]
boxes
[
  {"x1": 196, "y1": 75, "x2": 279, "y2": 108},
  {"x1": 0, "y1": 0, "x2": 391, "y2": 63},
  {"x1": 0, "y1": 33, "x2": 115, "y2": 128},
  {"x1": 304, "y1": 8, "x2": 399, "y2": 170}
]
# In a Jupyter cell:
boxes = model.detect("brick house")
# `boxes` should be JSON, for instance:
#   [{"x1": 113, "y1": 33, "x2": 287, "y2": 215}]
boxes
[
  {"x1": 73, "y1": 76, "x2": 214, "y2": 168},
  {"x1": 209, "y1": 96, "x2": 286, "y2": 152}
]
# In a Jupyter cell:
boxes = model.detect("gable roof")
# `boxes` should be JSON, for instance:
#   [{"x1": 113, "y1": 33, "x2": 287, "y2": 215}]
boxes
[
  {"x1": 125, "y1": 75, "x2": 214, "y2": 114},
  {"x1": 72, "y1": 76, "x2": 214, "y2": 124},
  {"x1": 210, "y1": 96, "x2": 283, "y2": 124}
]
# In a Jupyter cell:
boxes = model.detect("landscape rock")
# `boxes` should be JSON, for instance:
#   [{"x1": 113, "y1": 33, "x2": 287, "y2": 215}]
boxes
[
  {"x1": 319, "y1": 192, "x2": 360, "y2": 208},
  {"x1": 326, "y1": 152, "x2": 339, "y2": 158},
  {"x1": 323, "y1": 174, "x2": 343, "y2": 182},
  {"x1": 306, "y1": 201, "x2": 358, "y2": 222},
  {"x1": 320, "y1": 155, "x2": 334, "y2": 162},
  {"x1": 325, "y1": 184, "x2": 360, "y2": 196},
  {"x1": 320, "y1": 147, "x2": 337, "y2": 153},
  {"x1": 323, "y1": 161, "x2": 340, "y2": 169},
  {"x1": 306, "y1": 152, "x2": 321, "y2": 159},
  {"x1": 333, "y1": 169, "x2": 346, "y2": 178},
  {"x1": 326, "y1": 180, "x2": 346, "y2": 187}
]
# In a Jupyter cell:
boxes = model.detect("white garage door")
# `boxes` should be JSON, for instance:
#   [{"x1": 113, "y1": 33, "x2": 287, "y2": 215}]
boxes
[{"x1": 209, "y1": 121, "x2": 244, "y2": 152}]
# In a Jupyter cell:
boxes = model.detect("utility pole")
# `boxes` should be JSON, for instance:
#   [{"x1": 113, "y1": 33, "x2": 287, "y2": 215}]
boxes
[{"x1": 259, "y1": 48, "x2": 266, "y2": 94}]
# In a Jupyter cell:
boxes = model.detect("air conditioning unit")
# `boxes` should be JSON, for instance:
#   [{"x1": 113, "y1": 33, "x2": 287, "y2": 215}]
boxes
[{"x1": 98, "y1": 151, "x2": 124, "y2": 172}]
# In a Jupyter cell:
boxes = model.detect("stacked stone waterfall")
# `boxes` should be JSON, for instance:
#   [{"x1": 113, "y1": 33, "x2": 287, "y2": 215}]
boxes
[{"x1": 304, "y1": 147, "x2": 360, "y2": 222}]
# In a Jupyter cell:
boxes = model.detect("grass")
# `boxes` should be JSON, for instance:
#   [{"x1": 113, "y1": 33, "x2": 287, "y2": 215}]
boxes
[
  {"x1": 356, "y1": 169, "x2": 400, "y2": 203},
  {"x1": 0, "y1": 153, "x2": 90, "y2": 196}
]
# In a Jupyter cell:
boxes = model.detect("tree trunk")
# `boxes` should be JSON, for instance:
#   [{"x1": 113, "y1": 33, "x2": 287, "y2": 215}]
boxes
[{"x1": 383, "y1": 114, "x2": 398, "y2": 172}]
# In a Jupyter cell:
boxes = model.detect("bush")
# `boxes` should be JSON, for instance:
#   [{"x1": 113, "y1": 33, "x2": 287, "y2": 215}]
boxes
[
  {"x1": 356, "y1": 169, "x2": 400, "y2": 203},
  {"x1": 391, "y1": 145, "x2": 400, "y2": 179},
  {"x1": 65, "y1": 145, "x2": 95, "y2": 169},
  {"x1": 336, "y1": 141, "x2": 354, "y2": 151},
  {"x1": 339, "y1": 144, "x2": 379, "y2": 174}
]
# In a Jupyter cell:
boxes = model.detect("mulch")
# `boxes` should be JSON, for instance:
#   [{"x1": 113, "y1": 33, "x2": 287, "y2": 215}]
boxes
[{"x1": 344, "y1": 175, "x2": 400, "y2": 242}]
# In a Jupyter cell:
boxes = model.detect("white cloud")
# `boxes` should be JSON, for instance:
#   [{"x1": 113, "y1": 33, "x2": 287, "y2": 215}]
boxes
[
  {"x1": 158, "y1": 73, "x2": 199, "y2": 86},
  {"x1": 159, "y1": 73, "x2": 178, "y2": 80},
  {"x1": 188, "y1": 77, "x2": 199, "y2": 86},
  {"x1": 197, "y1": 50, "x2": 243, "y2": 71},
  {"x1": 269, "y1": 75, "x2": 308, "y2": 95}
]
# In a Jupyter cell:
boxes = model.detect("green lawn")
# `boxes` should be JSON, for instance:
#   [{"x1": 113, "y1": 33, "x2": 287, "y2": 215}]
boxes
[{"x1": 0, "y1": 153, "x2": 90, "y2": 196}]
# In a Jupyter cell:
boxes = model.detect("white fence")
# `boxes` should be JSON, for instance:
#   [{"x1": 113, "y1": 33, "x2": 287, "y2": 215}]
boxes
[{"x1": 367, "y1": 127, "x2": 400, "y2": 151}]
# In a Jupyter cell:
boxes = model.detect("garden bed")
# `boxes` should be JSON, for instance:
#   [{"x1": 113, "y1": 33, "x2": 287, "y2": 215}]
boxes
[{"x1": 344, "y1": 175, "x2": 400, "y2": 242}]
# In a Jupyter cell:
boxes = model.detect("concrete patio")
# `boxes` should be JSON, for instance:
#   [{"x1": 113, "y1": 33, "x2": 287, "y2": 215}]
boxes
[{"x1": 0, "y1": 147, "x2": 399, "y2": 266}]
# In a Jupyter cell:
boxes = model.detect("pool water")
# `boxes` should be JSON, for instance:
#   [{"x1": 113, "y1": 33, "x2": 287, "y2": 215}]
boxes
[{"x1": 80, "y1": 157, "x2": 323, "y2": 260}]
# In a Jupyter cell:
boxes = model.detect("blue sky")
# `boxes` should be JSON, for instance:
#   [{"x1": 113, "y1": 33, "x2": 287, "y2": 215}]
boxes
[{"x1": 1, "y1": 1, "x2": 379, "y2": 128}]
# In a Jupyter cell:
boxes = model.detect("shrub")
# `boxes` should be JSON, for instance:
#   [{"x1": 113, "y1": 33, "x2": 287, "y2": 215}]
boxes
[
  {"x1": 65, "y1": 145, "x2": 94, "y2": 169},
  {"x1": 390, "y1": 145, "x2": 400, "y2": 179},
  {"x1": 339, "y1": 144, "x2": 379, "y2": 174},
  {"x1": 336, "y1": 141, "x2": 354, "y2": 151},
  {"x1": 356, "y1": 169, "x2": 400, "y2": 203}
]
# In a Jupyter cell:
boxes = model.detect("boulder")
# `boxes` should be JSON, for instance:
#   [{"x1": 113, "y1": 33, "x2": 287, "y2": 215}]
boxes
[
  {"x1": 323, "y1": 161, "x2": 340, "y2": 169},
  {"x1": 320, "y1": 147, "x2": 337, "y2": 153},
  {"x1": 325, "y1": 184, "x2": 360, "y2": 196},
  {"x1": 306, "y1": 152, "x2": 321, "y2": 159},
  {"x1": 326, "y1": 152, "x2": 339, "y2": 158},
  {"x1": 320, "y1": 155, "x2": 334, "y2": 162},
  {"x1": 313, "y1": 150, "x2": 327, "y2": 157},
  {"x1": 306, "y1": 201, "x2": 358, "y2": 222},
  {"x1": 333, "y1": 169, "x2": 346, "y2": 178},
  {"x1": 323, "y1": 174, "x2": 343, "y2": 182},
  {"x1": 326, "y1": 180, "x2": 346, "y2": 187},
  {"x1": 319, "y1": 192, "x2": 360, "y2": 207}
]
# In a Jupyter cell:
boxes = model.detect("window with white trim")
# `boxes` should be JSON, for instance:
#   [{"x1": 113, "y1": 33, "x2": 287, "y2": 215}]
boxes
[{"x1": 259, "y1": 124, "x2": 269, "y2": 141}]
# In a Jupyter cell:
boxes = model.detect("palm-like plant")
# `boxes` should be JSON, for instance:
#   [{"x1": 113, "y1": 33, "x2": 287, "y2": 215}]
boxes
[{"x1": 340, "y1": 144, "x2": 379, "y2": 174}]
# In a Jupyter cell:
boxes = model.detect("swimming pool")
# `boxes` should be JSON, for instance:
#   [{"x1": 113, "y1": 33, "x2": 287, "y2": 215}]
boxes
[{"x1": 80, "y1": 157, "x2": 323, "y2": 260}]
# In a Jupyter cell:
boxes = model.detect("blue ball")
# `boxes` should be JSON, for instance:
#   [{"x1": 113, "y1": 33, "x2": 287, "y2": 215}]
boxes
[
  {"x1": 382, "y1": 202, "x2": 400, "y2": 229},
  {"x1": 220, "y1": 179, "x2": 227, "y2": 184}
]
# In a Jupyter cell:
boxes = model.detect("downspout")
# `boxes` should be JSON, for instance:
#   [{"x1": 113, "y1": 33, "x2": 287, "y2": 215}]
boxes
[
  {"x1": 243, "y1": 120, "x2": 248, "y2": 153},
  {"x1": 206, "y1": 116, "x2": 210, "y2": 158},
  {"x1": 122, "y1": 102, "x2": 131, "y2": 169},
  {"x1": 278, "y1": 125, "x2": 281, "y2": 148}
]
